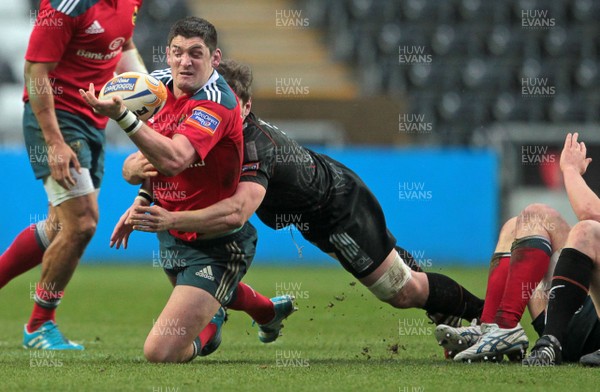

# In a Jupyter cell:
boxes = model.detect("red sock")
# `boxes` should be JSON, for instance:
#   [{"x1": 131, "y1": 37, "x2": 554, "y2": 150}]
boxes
[
  {"x1": 199, "y1": 323, "x2": 217, "y2": 350},
  {"x1": 495, "y1": 237, "x2": 551, "y2": 328},
  {"x1": 227, "y1": 282, "x2": 274, "y2": 324},
  {"x1": 0, "y1": 225, "x2": 45, "y2": 289},
  {"x1": 27, "y1": 285, "x2": 63, "y2": 332},
  {"x1": 27, "y1": 303, "x2": 56, "y2": 332},
  {"x1": 480, "y1": 253, "x2": 511, "y2": 323}
]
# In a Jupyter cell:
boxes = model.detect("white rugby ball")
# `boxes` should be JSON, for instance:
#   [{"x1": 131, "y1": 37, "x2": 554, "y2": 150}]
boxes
[{"x1": 99, "y1": 72, "x2": 168, "y2": 121}]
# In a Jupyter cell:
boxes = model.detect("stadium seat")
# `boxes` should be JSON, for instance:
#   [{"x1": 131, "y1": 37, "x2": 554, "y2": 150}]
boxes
[
  {"x1": 547, "y1": 93, "x2": 588, "y2": 122},
  {"x1": 570, "y1": 0, "x2": 600, "y2": 22},
  {"x1": 573, "y1": 58, "x2": 599, "y2": 89}
]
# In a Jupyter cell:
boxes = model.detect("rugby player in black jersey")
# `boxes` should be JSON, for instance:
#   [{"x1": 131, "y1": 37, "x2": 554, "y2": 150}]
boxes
[{"x1": 115, "y1": 59, "x2": 484, "y2": 337}]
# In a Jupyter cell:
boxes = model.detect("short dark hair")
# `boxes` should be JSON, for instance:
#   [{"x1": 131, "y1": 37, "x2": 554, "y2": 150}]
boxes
[
  {"x1": 167, "y1": 16, "x2": 218, "y2": 52},
  {"x1": 217, "y1": 59, "x2": 253, "y2": 104}
]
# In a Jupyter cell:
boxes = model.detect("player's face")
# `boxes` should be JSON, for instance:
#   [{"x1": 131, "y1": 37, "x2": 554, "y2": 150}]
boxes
[{"x1": 167, "y1": 36, "x2": 216, "y2": 95}]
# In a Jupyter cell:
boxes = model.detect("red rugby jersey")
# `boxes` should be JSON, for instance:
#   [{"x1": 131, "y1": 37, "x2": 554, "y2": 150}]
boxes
[
  {"x1": 148, "y1": 70, "x2": 244, "y2": 242},
  {"x1": 24, "y1": 0, "x2": 142, "y2": 129}
]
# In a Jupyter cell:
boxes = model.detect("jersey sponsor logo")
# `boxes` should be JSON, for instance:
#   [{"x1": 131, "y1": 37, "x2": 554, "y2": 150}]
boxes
[
  {"x1": 76, "y1": 49, "x2": 120, "y2": 61},
  {"x1": 102, "y1": 76, "x2": 138, "y2": 94},
  {"x1": 185, "y1": 107, "x2": 221, "y2": 135},
  {"x1": 109, "y1": 37, "x2": 126, "y2": 51},
  {"x1": 195, "y1": 266, "x2": 215, "y2": 281},
  {"x1": 84, "y1": 20, "x2": 105, "y2": 34},
  {"x1": 242, "y1": 162, "x2": 260, "y2": 173}
]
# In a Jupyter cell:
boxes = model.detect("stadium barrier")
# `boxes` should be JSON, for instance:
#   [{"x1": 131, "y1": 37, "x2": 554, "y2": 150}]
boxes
[{"x1": 1, "y1": 147, "x2": 498, "y2": 266}]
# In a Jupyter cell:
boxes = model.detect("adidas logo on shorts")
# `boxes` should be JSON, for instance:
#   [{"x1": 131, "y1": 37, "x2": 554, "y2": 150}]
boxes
[{"x1": 195, "y1": 266, "x2": 215, "y2": 281}]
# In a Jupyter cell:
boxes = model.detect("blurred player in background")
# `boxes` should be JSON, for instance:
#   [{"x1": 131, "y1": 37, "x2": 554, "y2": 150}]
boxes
[
  {"x1": 523, "y1": 133, "x2": 600, "y2": 366},
  {"x1": 116, "y1": 59, "x2": 485, "y2": 339},
  {"x1": 82, "y1": 17, "x2": 258, "y2": 363},
  {"x1": 0, "y1": 0, "x2": 145, "y2": 350},
  {"x1": 438, "y1": 134, "x2": 600, "y2": 365}
]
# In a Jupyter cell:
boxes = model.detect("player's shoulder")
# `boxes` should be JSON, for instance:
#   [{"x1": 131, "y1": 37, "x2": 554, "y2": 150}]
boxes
[
  {"x1": 150, "y1": 68, "x2": 173, "y2": 87},
  {"x1": 191, "y1": 71, "x2": 238, "y2": 110},
  {"x1": 47, "y1": 0, "x2": 101, "y2": 17},
  {"x1": 244, "y1": 113, "x2": 283, "y2": 148}
]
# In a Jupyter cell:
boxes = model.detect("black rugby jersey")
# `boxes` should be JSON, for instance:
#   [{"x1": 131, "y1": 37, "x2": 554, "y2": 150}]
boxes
[{"x1": 239, "y1": 112, "x2": 347, "y2": 231}]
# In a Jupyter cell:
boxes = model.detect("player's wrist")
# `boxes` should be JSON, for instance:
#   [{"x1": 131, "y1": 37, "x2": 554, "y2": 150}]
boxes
[
  {"x1": 134, "y1": 195, "x2": 151, "y2": 206},
  {"x1": 137, "y1": 188, "x2": 153, "y2": 204},
  {"x1": 116, "y1": 109, "x2": 143, "y2": 136}
]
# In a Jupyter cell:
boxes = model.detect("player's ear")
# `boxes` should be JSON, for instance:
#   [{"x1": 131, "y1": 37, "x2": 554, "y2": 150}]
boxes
[
  {"x1": 241, "y1": 98, "x2": 252, "y2": 119},
  {"x1": 211, "y1": 48, "x2": 222, "y2": 68}
]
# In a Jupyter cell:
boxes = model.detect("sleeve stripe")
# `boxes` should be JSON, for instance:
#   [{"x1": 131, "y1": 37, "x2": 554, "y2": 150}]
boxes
[
  {"x1": 57, "y1": 0, "x2": 80, "y2": 15},
  {"x1": 203, "y1": 82, "x2": 222, "y2": 104}
]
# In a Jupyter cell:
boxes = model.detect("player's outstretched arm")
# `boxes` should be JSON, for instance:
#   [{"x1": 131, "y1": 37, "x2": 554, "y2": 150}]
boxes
[
  {"x1": 560, "y1": 132, "x2": 599, "y2": 221},
  {"x1": 110, "y1": 186, "x2": 152, "y2": 249},
  {"x1": 80, "y1": 84, "x2": 198, "y2": 176},
  {"x1": 129, "y1": 182, "x2": 266, "y2": 235}
]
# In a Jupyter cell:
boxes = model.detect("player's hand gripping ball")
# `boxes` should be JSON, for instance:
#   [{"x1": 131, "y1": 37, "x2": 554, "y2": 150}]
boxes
[{"x1": 99, "y1": 72, "x2": 167, "y2": 121}]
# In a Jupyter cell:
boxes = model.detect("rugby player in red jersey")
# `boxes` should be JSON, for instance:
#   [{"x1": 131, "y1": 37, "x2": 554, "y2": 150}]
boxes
[
  {"x1": 116, "y1": 59, "x2": 486, "y2": 346},
  {"x1": 82, "y1": 17, "x2": 258, "y2": 363},
  {"x1": 0, "y1": 0, "x2": 145, "y2": 350}
]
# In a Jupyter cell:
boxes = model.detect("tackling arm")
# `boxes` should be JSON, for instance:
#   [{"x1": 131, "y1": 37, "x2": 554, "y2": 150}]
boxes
[{"x1": 129, "y1": 181, "x2": 266, "y2": 235}]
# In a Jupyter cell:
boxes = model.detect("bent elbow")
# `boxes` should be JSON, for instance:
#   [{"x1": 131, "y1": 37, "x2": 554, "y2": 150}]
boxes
[
  {"x1": 227, "y1": 211, "x2": 247, "y2": 229},
  {"x1": 158, "y1": 159, "x2": 186, "y2": 177}
]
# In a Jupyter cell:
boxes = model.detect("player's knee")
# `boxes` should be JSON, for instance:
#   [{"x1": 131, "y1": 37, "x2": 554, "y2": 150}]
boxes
[
  {"x1": 62, "y1": 213, "x2": 98, "y2": 243},
  {"x1": 521, "y1": 203, "x2": 565, "y2": 227},
  {"x1": 143, "y1": 341, "x2": 178, "y2": 363},
  {"x1": 367, "y1": 253, "x2": 417, "y2": 307},
  {"x1": 72, "y1": 219, "x2": 97, "y2": 243},
  {"x1": 498, "y1": 216, "x2": 517, "y2": 240},
  {"x1": 520, "y1": 203, "x2": 560, "y2": 223},
  {"x1": 567, "y1": 220, "x2": 600, "y2": 254}
]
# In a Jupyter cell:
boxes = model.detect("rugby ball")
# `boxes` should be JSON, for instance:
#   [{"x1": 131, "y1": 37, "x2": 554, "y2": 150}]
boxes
[{"x1": 99, "y1": 72, "x2": 167, "y2": 121}]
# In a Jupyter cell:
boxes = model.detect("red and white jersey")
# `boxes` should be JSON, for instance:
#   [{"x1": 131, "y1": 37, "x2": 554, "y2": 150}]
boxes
[
  {"x1": 148, "y1": 69, "x2": 244, "y2": 242},
  {"x1": 24, "y1": 0, "x2": 142, "y2": 129}
]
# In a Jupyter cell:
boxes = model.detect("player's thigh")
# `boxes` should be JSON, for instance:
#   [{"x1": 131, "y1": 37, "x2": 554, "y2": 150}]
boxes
[
  {"x1": 159, "y1": 222, "x2": 257, "y2": 305},
  {"x1": 23, "y1": 104, "x2": 105, "y2": 189},
  {"x1": 307, "y1": 180, "x2": 396, "y2": 280},
  {"x1": 146, "y1": 285, "x2": 220, "y2": 352}
]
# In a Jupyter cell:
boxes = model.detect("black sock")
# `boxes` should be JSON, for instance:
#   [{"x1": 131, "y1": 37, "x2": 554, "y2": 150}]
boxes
[
  {"x1": 544, "y1": 248, "x2": 593, "y2": 344},
  {"x1": 395, "y1": 246, "x2": 422, "y2": 272},
  {"x1": 532, "y1": 311, "x2": 546, "y2": 338},
  {"x1": 423, "y1": 272, "x2": 484, "y2": 320}
]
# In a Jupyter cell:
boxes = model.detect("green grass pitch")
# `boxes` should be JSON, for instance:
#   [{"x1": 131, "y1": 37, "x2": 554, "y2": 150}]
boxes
[{"x1": 0, "y1": 264, "x2": 597, "y2": 391}]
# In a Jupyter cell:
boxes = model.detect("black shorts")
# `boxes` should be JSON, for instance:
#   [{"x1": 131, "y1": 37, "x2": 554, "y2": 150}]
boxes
[
  {"x1": 302, "y1": 157, "x2": 396, "y2": 279},
  {"x1": 159, "y1": 222, "x2": 257, "y2": 306},
  {"x1": 562, "y1": 296, "x2": 600, "y2": 362}
]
